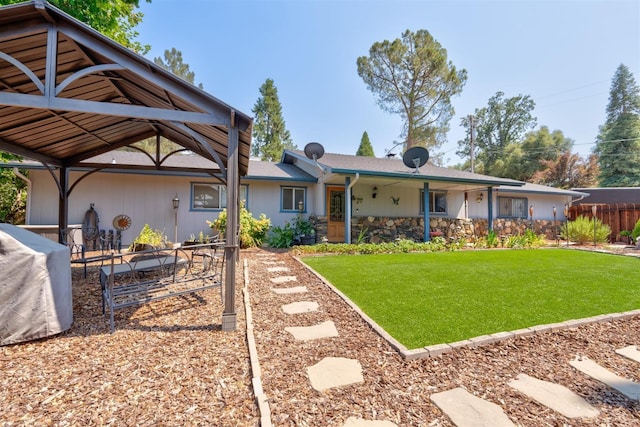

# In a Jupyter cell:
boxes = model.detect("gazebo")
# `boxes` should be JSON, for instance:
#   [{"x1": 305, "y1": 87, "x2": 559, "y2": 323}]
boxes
[{"x1": 0, "y1": 0, "x2": 253, "y2": 330}]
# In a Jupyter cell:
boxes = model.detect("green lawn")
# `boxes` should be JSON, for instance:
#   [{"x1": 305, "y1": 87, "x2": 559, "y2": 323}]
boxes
[{"x1": 301, "y1": 249, "x2": 640, "y2": 349}]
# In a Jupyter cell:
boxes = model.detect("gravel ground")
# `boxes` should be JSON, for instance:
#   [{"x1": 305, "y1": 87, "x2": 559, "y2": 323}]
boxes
[{"x1": 2, "y1": 247, "x2": 640, "y2": 426}]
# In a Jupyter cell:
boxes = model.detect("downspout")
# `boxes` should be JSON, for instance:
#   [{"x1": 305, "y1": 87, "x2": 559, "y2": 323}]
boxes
[
  {"x1": 13, "y1": 168, "x2": 31, "y2": 224},
  {"x1": 345, "y1": 173, "x2": 359, "y2": 244}
]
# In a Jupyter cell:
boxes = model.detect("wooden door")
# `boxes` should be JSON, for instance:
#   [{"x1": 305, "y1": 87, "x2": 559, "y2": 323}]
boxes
[{"x1": 326, "y1": 186, "x2": 345, "y2": 242}]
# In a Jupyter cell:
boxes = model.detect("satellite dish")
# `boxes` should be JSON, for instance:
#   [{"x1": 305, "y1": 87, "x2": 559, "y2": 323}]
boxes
[
  {"x1": 304, "y1": 142, "x2": 325, "y2": 160},
  {"x1": 402, "y1": 146, "x2": 429, "y2": 173}
]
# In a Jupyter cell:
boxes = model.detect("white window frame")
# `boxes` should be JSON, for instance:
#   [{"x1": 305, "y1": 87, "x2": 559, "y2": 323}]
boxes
[
  {"x1": 281, "y1": 186, "x2": 306, "y2": 212},
  {"x1": 419, "y1": 190, "x2": 447, "y2": 214},
  {"x1": 191, "y1": 183, "x2": 247, "y2": 211},
  {"x1": 497, "y1": 196, "x2": 528, "y2": 218}
]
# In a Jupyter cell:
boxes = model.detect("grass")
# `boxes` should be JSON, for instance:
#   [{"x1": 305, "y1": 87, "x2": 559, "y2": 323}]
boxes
[{"x1": 301, "y1": 249, "x2": 640, "y2": 349}]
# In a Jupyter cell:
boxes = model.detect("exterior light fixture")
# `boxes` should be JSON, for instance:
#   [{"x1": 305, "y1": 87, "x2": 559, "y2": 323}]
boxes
[
  {"x1": 298, "y1": 200, "x2": 304, "y2": 212},
  {"x1": 172, "y1": 194, "x2": 180, "y2": 244},
  {"x1": 529, "y1": 205, "x2": 534, "y2": 231},
  {"x1": 476, "y1": 192, "x2": 483, "y2": 203}
]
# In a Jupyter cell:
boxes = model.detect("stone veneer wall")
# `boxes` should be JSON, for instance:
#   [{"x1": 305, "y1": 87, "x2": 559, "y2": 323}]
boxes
[{"x1": 309, "y1": 215, "x2": 562, "y2": 243}]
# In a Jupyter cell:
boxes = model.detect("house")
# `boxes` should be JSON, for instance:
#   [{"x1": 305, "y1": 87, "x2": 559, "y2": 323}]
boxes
[{"x1": 7, "y1": 146, "x2": 588, "y2": 245}]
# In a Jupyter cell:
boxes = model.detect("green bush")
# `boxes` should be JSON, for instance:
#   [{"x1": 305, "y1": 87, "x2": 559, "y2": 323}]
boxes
[
  {"x1": 267, "y1": 222, "x2": 296, "y2": 248},
  {"x1": 631, "y1": 219, "x2": 640, "y2": 243},
  {"x1": 562, "y1": 215, "x2": 611, "y2": 244},
  {"x1": 207, "y1": 202, "x2": 271, "y2": 248},
  {"x1": 128, "y1": 224, "x2": 167, "y2": 251}
]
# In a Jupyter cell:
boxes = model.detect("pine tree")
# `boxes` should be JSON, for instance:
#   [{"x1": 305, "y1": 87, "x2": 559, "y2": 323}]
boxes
[
  {"x1": 356, "y1": 131, "x2": 375, "y2": 156},
  {"x1": 251, "y1": 79, "x2": 296, "y2": 161},
  {"x1": 595, "y1": 64, "x2": 640, "y2": 187}
]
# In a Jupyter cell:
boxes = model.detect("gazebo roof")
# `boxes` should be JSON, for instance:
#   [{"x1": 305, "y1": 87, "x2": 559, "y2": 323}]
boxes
[{"x1": 0, "y1": 0, "x2": 252, "y2": 177}]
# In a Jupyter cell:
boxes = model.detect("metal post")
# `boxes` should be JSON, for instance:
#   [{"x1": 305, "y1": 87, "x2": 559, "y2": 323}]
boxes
[
  {"x1": 564, "y1": 204, "x2": 569, "y2": 247},
  {"x1": 592, "y1": 204, "x2": 597, "y2": 248},
  {"x1": 552, "y1": 205, "x2": 557, "y2": 245}
]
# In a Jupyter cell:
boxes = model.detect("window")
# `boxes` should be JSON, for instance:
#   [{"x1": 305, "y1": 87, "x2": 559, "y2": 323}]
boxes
[
  {"x1": 191, "y1": 183, "x2": 247, "y2": 210},
  {"x1": 419, "y1": 190, "x2": 447, "y2": 214},
  {"x1": 498, "y1": 196, "x2": 527, "y2": 218},
  {"x1": 281, "y1": 187, "x2": 306, "y2": 212}
]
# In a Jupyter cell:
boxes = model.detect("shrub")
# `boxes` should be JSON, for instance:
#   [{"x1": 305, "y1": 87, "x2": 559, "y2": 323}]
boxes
[
  {"x1": 207, "y1": 202, "x2": 271, "y2": 248},
  {"x1": 631, "y1": 219, "x2": 640, "y2": 243},
  {"x1": 128, "y1": 224, "x2": 167, "y2": 251},
  {"x1": 562, "y1": 215, "x2": 611, "y2": 244},
  {"x1": 267, "y1": 222, "x2": 296, "y2": 248}
]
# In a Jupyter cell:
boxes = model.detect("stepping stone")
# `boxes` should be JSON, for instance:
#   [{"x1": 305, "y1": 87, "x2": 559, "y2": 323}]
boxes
[
  {"x1": 270, "y1": 276, "x2": 297, "y2": 284},
  {"x1": 282, "y1": 301, "x2": 319, "y2": 314},
  {"x1": 285, "y1": 320, "x2": 339, "y2": 341},
  {"x1": 342, "y1": 417, "x2": 398, "y2": 427},
  {"x1": 261, "y1": 260, "x2": 284, "y2": 265},
  {"x1": 307, "y1": 357, "x2": 363, "y2": 391},
  {"x1": 267, "y1": 266, "x2": 289, "y2": 273},
  {"x1": 271, "y1": 286, "x2": 308, "y2": 294},
  {"x1": 507, "y1": 373, "x2": 599, "y2": 418},
  {"x1": 616, "y1": 345, "x2": 640, "y2": 363},
  {"x1": 430, "y1": 387, "x2": 514, "y2": 427},
  {"x1": 570, "y1": 356, "x2": 640, "y2": 401}
]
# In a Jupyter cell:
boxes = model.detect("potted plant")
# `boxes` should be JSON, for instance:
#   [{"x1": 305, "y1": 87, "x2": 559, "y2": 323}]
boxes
[
  {"x1": 293, "y1": 215, "x2": 316, "y2": 245},
  {"x1": 128, "y1": 224, "x2": 167, "y2": 251},
  {"x1": 619, "y1": 230, "x2": 632, "y2": 245}
]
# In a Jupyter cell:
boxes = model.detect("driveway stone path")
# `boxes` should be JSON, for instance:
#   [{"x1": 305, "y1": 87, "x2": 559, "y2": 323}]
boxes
[
  {"x1": 570, "y1": 356, "x2": 640, "y2": 401},
  {"x1": 271, "y1": 285, "x2": 307, "y2": 294},
  {"x1": 430, "y1": 387, "x2": 515, "y2": 427},
  {"x1": 270, "y1": 275, "x2": 297, "y2": 284},
  {"x1": 616, "y1": 345, "x2": 640, "y2": 363},
  {"x1": 281, "y1": 300, "x2": 319, "y2": 314},
  {"x1": 306, "y1": 357, "x2": 364, "y2": 392},
  {"x1": 285, "y1": 320, "x2": 339, "y2": 341},
  {"x1": 507, "y1": 373, "x2": 599, "y2": 418}
]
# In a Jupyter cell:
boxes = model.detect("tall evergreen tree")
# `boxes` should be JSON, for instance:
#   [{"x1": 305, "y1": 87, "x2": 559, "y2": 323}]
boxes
[
  {"x1": 154, "y1": 48, "x2": 203, "y2": 89},
  {"x1": 251, "y1": 79, "x2": 296, "y2": 161},
  {"x1": 595, "y1": 64, "x2": 640, "y2": 187},
  {"x1": 357, "y1": 29, "x2": 467, "y2": 151},
  {"x1": 356, "y1": 131, "x2": 375, "y2": 157}
]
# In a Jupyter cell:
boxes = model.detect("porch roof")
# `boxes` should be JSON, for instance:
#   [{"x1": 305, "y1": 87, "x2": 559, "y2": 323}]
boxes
[{"x1": 283, "y1": 150, "x2": 525, "y2": 188}]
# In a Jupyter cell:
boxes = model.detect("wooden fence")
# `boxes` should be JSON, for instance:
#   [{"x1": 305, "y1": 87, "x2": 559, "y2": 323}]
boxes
[{"x1": 569, "y1": 204, "x2": 640, "y2": 242}]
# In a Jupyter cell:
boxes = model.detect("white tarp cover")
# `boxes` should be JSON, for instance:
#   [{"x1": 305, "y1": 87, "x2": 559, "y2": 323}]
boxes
[{"x1": 0, "y1": 224, "x2": 72, "y2": 346}]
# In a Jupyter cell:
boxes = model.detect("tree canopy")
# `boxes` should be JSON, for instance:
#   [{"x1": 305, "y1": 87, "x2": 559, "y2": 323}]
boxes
[
  {"x1": 457, "y1": 91, "x2": 536, "y2": 177},
  {"x1": 357, "y1": 29, "x2": 467, "y2": 152},
  {"x1": 531, "y1": 152, "x2": 599, "y2": 189},
  {"x1": 154, "y1": 48, "x2": 203, "y2": 89},
  {"x1": 595, "y1": 64, "x2": 640, "y2": 187},
  {"x1": 356, "y1": 131, "x2": 375, "y2": 157},
  {"x1": 0, "y1": 0, "x2": 151, "y2": 54},
  {"x1": 251, "y1": 79, "x2": 296, "y2": 161}
]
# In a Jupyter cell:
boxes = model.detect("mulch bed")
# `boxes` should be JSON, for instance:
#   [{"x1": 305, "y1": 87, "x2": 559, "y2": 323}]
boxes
[{"x1": 2, "y1": 246, "x2": 640, "y2": 426}]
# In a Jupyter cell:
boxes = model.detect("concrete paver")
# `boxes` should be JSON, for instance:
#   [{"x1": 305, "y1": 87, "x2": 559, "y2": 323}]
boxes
[
  {"x1": 270, "y1": 276, "x2": 297, "y2": 284},
  {"x1": 342, "y1": 417, "x2": 398, "y2": 426},
  {"x1": 271, "y1": 286, "x2": 308, "y2": 295},
  {"x1": 306, "y1": 357, "x2": 364, "y2": 392},
  {"x1": 615, "y1": 345, "x2": 640, "y2": 363},
  {"x1": 507, "y1": 373, "x2": 599, "y2": 418},
  {"x1": 430, "y1": 387, "x2": 515, "y2": 427},
  {"x1": 267, "y1": 266, "x2": 290, "y2": 273},
  {"x1": 282, "y1": 301, "x2": 319, "y2": 314},
  {"x1": 570, "y1": 356, "x2": 640, "y2": 401},
  {"x1": 285, "y1": 320, "x2": 339, "y2": 341}
]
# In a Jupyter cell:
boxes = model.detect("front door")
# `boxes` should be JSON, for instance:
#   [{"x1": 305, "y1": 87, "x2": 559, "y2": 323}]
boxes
[{"x1": 326, "y1": 186, "x2": 345, "y2": 242}]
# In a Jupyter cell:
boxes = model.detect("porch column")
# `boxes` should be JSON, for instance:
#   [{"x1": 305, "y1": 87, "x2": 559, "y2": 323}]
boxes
[
  {"x1": 487, "y1": 187, "x2": 494, "y2": 231},
  {"x1": 345, "y1": 176, "x2": 351, "y2": 244},
  {"x1": 57, "y1": 166, "x2": 68, "y2": 244},
  {"x1": 423, "y1": 182, "x2": 430, "y2": 242},
  {"x1": 222, "y1": 115, "x2": 239, "y2": 331}
]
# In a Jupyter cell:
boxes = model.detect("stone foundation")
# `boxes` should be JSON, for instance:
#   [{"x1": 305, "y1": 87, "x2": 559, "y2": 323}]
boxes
[{"x1": 309, "y1": 215, "x2": 562, "y2": 243}]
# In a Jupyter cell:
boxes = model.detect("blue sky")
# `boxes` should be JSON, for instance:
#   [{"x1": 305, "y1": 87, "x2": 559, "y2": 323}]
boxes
[{"x1": 137, "y1": 0, "x2": 639, "y2": 166}]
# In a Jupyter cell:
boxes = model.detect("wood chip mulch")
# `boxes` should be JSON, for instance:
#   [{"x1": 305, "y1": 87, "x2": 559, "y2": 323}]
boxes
[{"x1": 2, "y1": 247, "x2": 640, "y2": 426}]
